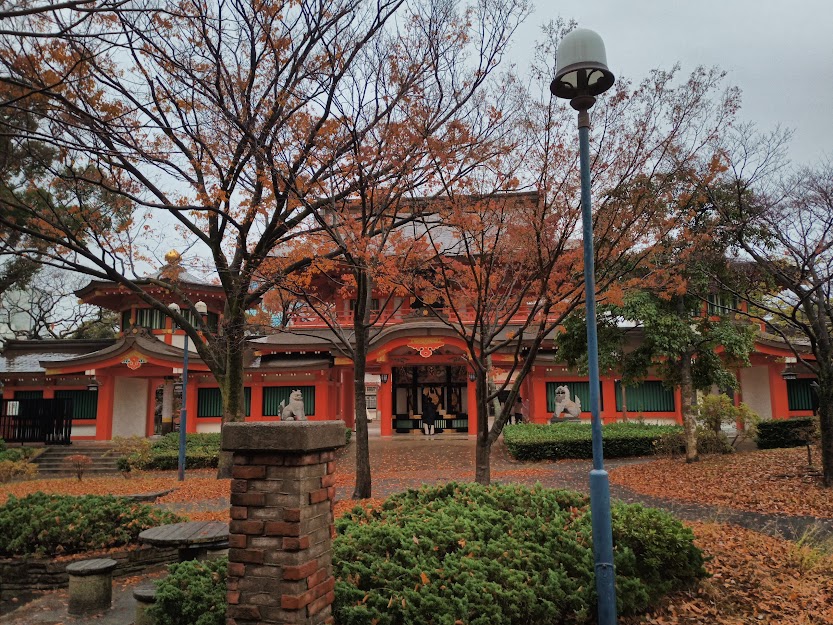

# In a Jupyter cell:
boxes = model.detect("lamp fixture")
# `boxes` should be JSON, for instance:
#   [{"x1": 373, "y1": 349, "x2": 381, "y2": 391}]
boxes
[
  {"x1": 87, "y1": 378, "x2": 99, "y2": 392},
  {"x1": 468, "y1": 372, "x2": 476, "y2": 382},
  {"x1": 379, "y1": 373, "x2": 389, "y2": 384}
]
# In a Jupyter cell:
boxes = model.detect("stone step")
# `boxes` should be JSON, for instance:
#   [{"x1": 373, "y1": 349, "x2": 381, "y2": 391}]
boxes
[{"x1": 30, "y1": 444, "x2": 123, "y2": 476}]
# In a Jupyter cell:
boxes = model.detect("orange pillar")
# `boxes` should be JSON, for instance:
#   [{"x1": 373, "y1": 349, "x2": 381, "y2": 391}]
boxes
[
  {"x1": 601, "y1": 377, "x2": 618, "y2": 424},
  {"x1": 42, "y1": 386, "x2": 55, "y2": 399},
  {"x1": 769, "y1": 364, "x2": 790, "y2": 419},
  {"x1": 379, "y1": 366, "x2": 393, "y2": 437},
  {"x1": 186, "y1": 383, "x2": 198, "y2": 433},
  {"x1": 250, "y1": 384, "x2": 264, "y2": 421},
  {"x1": 531, "y1": 375, "x2": 548, "y2": 424},
  {"x1": 146, "y1": 378, "x2": 158, "y2": 437},
  {"x1": 673, "y1": 387, "x2": 684, "y2": 424},
  {"x1": 340, "y1": 368, "x2": 355, "y2": 429},
  {"x1": 96, "y1": 375, "x2": 115, "y2": 440},
  {"x1": 467, "y1": 379, "x2": 478, "y2": 435}
]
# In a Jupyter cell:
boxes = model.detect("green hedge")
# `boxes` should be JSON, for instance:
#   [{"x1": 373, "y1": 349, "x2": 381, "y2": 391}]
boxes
[
  {"x1": 503, "y1": 422, "x2": 684, "y2": 461},
  {"x1": 128, "y1": 429, "x2": 351, "y2": 470},
  {"x1": 0, "y1": 493, "x2": 183, "y2": 556},
  {"x1": 149, "y1": 558, "x2": 228, "y2": 625},
  {"x1": 757, "y1": 417, "x2": 817, "y2": 449},
  {"x1": 334, "y1": 482, "x2": 704, "y2": 624}
]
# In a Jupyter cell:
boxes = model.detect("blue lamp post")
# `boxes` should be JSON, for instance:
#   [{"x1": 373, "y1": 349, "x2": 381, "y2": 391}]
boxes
[
  {"x1": 551, "y1": 28, "x2": 618, "y2": 625},
  {"x1": 170, "y1": 300, "x2": 207, "y2": 482}
]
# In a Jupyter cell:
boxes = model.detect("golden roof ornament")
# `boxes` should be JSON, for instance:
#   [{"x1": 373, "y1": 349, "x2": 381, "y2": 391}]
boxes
[{"x1": 164, "y1": 249, "x2": 181, "y2": 264}]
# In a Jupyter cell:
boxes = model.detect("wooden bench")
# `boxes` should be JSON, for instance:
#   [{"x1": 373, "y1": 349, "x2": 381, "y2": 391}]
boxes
[{"x1": 66, "y1": 558, "x2": 118, "y2": 616}]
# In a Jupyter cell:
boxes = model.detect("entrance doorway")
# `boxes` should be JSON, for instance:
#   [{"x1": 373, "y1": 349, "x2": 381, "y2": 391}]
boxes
[{"x1": 392, "y1": 365, "x2": 468, "y2": 433}]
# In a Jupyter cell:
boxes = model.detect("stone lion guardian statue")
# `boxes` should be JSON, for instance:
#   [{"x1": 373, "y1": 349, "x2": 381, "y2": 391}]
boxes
[
  {"x1": 279, "y1": 390, "x2": 307, "y2": 421},
  {"x1": 549, "y1": 385, "x2": 581, "y2": 423}
]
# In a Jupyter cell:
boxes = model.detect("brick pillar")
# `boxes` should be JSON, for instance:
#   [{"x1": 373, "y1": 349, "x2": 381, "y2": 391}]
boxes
[{"x1": 221, "y1": 421, "x2": 346, "y2": 625}]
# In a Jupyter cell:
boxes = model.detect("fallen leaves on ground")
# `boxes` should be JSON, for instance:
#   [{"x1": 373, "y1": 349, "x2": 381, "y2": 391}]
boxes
[
  {"x1": 0, "y1": 469, "x2": 225, "y2": 506},
  {"x1": 610, "y1": 446, "x2": 833, "y2": 518},
  {"x1": 623, "y1": 522, "x2": 833, "y2": 625}
]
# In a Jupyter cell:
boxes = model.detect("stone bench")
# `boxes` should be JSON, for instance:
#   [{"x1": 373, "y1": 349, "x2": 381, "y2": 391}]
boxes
[
  {"x1": 133, "y1": 582, "x2": 157, "y2": 625},
  {"x1": 66, "y1": 558, "x2": 118, "y2": 616}
]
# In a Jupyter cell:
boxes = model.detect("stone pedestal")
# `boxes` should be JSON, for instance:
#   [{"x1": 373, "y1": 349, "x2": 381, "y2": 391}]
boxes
[
  {"x1": 66, "y1": 558, "x2": 117, "y2": 616},
  {"x1": 133, "y1": 583, "x2": 157, "y2": 625},
  {"x1": 221, "y1": 421, "x2": 346, "y2": 625}
]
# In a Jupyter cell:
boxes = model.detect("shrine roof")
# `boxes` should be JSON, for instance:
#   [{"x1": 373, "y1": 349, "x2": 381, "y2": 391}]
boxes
[
  {"x1": 38, "y1": 329, "x2": 204, "y2": 373},
  {"x1": 0, "y1": 339, "x2": 115, "y2": 374}
]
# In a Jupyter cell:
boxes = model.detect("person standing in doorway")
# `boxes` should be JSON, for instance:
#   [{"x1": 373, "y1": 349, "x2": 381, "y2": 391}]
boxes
[
  {"x1": 422, "y1": 390, "x2": 437, "y2": 436},
  {"x1": 512, "y1": 396, "x2": 524, "y2": 425}
]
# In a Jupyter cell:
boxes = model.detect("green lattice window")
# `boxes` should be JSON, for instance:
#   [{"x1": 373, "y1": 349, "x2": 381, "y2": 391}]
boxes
[
  {"x1": 546, "y1": 382, "x2": 602, "y2": 413},
  {"x1": 14, "y1": 390, "x2": 43, "y2": 400},
  {"x1": 787, "y1": 379, "x2": 817, "y2": 411},
  {"x1": 263, "y1": 386, "x2": 315, "y2": 417},
  {"x1": 615, "y1": 381, "x2": 675, "y2": 412},
  {"x1": 55, "y1": 390, "x2": 98, "y2": 420},
  {"x1": 197, "y1": 387, "x2": 251, "y2": 418}
]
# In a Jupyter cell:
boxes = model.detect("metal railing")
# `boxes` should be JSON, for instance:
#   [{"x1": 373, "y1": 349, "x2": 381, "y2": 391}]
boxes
[{"x1": 0, "y1": 398, "x2": 73, "y2": 445}]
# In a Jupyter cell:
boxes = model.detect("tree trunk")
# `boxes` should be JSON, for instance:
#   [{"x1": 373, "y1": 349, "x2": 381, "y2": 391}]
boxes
[
  {"x1": 679, "y1": 354, "x2": 699, "y2": 463},
  {"x1": 352, "y1": 333, "x2": 371, "y2": 499},
  {"x1": 621, "y1": 389, "x2": 628, "y2": 422},
  {"x1": 217, "y1": 318, "x2": 247, "y2": 478},
  {"x1": 816, "y1": 363, "x2": 833, "y2": 487},
  {"x1": 474, "y1": 374, "x2": 491, "y2": 485}
]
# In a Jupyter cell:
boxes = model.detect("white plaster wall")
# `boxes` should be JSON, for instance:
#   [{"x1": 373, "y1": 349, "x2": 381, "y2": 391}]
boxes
[
  {"x1": 196, "y1": 422, "x2": 222, "y2": 434},
  {"x1": 112, "y1": 377, "x2": 149, "y2": 437},
  {"x1": 170, "y1": 335, "x2": 200, "y2": 351},
  {"x1": 740, "y1": 366, "x2": 772, "y2": 420},
  {"x1": 70, "y1": 424, "x2": 96, "y2": 438}
]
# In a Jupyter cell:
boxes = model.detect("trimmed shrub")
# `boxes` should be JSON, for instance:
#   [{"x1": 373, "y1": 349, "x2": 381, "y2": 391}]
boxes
[
  {"x1": 757, "y1": 417, "x2": 818, "y2": 449},
  {"x1": 0, "y1": 459, "x2": 38, "y2": 482},
  {"x1": 127, "y1": 432, "x2": 220, "y2": 470},
  {"x1": 0, "y1": 493, "x2": 183, "y2": 556},
  {"x1": 653, "y1": 429, "x2": 733, "y2": 457},
  {"x1": 149, "y1": 558, "x2": 227, "y2": 625},
  {"x1": 503, "y1": 422, "x2": 683, "y2": 461},
  {"x1": 333, "y1": 482, "x2": 705, "y2": 624},
  {"x1": 0, "y1": 445, "x2": 37, "y2": 463}
]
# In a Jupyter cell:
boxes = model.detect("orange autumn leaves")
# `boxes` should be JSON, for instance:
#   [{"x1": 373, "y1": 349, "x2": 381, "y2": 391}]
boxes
[
  {"x1": 622, "y1": 522, "x2": 833, "y2": 625},
  {"x1": 609, "y1": 445, "x2": 833, "y2": 518}
]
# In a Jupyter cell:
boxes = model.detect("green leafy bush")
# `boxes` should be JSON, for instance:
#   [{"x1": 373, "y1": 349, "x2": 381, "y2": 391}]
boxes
[
  {"x1": 0, "y1": 445, "x2": 37, "y2": 463},
  {"x1": 503, "y1": 422, "x2": 684, "y2": 461},
  {"x1": 148, "y1": 558, "x2": 227, "y2": 625},
  {"x1": 0, "y1": 493, "x2": 183, "y2": 556},
  {"x1": 757, "y1": 417, "x2": 818, "y2": 449},
  {"x1": 333, "y1": 482, "x2": 704, "y2": 624},
  {"x1": 696, "y1": 394, "x2": 760, "y2": 448},
  {"x1": 126, "y1": 432, "x2": 220, "y2": 470}
]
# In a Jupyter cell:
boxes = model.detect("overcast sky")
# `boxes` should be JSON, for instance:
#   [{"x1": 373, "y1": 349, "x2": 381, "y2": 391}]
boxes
[{"x1": 509, "y1": 0, "x2": 832, "y2": 166}]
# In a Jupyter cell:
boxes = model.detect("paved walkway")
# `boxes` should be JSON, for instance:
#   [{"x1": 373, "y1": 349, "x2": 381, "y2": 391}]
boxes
[{"x1": 3, "y1": 430, "x2": 832, "y2": 623}]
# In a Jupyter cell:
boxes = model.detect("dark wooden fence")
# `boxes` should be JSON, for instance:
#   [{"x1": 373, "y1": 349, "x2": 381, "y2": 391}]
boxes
[{"x1": 0, "y1": 398, "x2": 73, "y2": 444}]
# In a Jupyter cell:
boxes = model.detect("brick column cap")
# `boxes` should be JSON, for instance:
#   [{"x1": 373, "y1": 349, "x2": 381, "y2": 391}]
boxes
[{"x1": 222, "y1": 421, "x2": 347, "y2": 453}]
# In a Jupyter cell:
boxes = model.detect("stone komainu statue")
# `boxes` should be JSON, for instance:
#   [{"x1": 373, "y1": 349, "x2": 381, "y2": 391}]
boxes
[
  {"x1": 278, "y1": 390, "x2": 307, "y2": 421},
  {"x1": 549, "y1": 385, "x2": 581, "y2": 423}
]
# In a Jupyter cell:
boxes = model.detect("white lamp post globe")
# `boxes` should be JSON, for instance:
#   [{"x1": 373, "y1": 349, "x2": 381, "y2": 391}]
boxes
[{"x1": 551, "y1": 28, "x2": 615, "y2": 104}]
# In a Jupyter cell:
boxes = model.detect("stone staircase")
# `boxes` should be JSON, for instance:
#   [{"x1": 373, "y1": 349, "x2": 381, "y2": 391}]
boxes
[{"x1": 31, "y1": 442, "x2": 121, "y2": 478}]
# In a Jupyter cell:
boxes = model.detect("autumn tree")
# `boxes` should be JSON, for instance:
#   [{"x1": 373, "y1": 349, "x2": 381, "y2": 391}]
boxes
[
  {"x1": 0, "y1": 0, "x2": 529, "y2": 476},
  {"x1": 265, "y1": 0, "x2": 525, "y2": 497},
  {"x1": 706, "y1": 129, "x2": 833, "y2": 484},
  {"x1": 408, "y1": 21, "x2": 739, "y2": 484}
]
